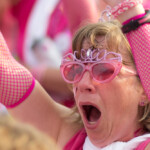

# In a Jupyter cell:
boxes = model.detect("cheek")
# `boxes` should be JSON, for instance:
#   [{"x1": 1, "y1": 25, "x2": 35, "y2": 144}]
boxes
[
  {"x1": 100, "y1": 83, "x2": 139, "y2": 130},
  {"x1": 110, "y1": 79, "x2": 140, "y2": 112},
  {"x1": 119, "y1": 78, "x2": 141, "y2": 104},
  {"x1": 99, "y1": 78, "x2": 139, "y2": 110}
]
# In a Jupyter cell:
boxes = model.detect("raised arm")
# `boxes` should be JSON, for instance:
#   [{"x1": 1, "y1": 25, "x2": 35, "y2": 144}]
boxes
[
  {"x1": 103, "y1": 0, "x2": 150, "y2": 101},
  {"x1": 0, "y1": 32, "x2": 80, "y2": 148},
  {"x1": 122, "y1": 7, "x2": 150, "y2": 102}
]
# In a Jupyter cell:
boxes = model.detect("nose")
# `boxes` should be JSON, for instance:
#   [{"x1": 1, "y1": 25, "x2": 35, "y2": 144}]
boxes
[{"x1": 75, "y1": 71, "x2": 96, "y2": 93}]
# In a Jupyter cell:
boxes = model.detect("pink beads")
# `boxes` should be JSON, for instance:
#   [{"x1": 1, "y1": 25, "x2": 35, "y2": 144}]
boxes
[{"x1": 111, "y1": 0, "x2": 143, "y2": 17}]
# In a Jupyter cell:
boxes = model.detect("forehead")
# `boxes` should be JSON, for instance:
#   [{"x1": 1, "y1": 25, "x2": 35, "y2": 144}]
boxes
[
  {"x1": 82, "y1": 36, "x2": 106, "y2": 50},
  {"x1": 82, "y1": 38, "x2": 92, "y2": 49}
]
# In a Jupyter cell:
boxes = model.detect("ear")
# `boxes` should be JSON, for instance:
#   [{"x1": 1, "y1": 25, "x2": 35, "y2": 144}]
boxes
[
  {"x1": 139, "y1": 90, "x2": 149, "y2": 106},
  {"x1": 135, "y1": 80, "x2": 149, "y2": 106},
  {"x1": 139, "y1": 100, "x2": 149, "y2": 106}
]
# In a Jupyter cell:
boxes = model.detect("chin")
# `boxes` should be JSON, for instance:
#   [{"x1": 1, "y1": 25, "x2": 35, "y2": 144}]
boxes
[
  {"x1": 88, "y1": 134, "x2": 115, "y2": 148},
  {"x1": 86, "y1": 127, "x2": 120, "y2": 148}
]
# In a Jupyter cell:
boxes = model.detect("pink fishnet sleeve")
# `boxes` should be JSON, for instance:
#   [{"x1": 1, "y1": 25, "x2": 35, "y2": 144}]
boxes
[
  {"x1": 126, "y1": 24, "x2": 150, "y2": 100},
  {"x1": 0, "y1": 32, "x2": 35, "y2": 108}
]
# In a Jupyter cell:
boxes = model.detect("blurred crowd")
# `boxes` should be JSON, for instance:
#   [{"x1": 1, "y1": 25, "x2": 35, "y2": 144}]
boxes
[{"x1": 0, "y1": 0, "x2": 104, "y2": 107}]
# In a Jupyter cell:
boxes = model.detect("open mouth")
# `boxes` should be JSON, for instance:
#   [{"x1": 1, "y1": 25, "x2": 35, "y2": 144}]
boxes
[{"x1": 82, "y1": 105, "x2": 101, "y2": 124}]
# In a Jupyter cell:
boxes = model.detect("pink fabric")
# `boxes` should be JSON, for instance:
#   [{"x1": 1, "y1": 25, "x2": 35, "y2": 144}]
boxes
[
  {"x1": 63, "y1": 128, "x2": 86, "y2": 150},
  {"x1": 46, "y1": 0, "x2": 69, "y2": 39},
  {"x1": 126, "y1": 24, "x2": 150, "y2": 100},
  {"x1": 0, "y1": 32, "x2": 35, "y2": 108},
  {"x1": 63, "y1": 128, "x2": 150, "y2": 149},
  {"x1": 135, "y1": 138, "x2": 150, "y2": 150},
  {"x1": 11, "y1": 0, "x2": 36, "y2": 61},
  {"x1": 46, "y1": 0, "x2": 72, "y2": 57}
]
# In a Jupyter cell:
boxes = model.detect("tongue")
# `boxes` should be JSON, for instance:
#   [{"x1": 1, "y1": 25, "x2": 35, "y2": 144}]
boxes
[{"x1": 89, "y1": 107, "x2": 100, "y2": 122}]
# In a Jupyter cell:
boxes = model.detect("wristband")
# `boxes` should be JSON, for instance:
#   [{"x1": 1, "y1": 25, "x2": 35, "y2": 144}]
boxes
[
  {"x1": 122, "y1": 9, "x2": 150, "y2": 33},
  {"x1": 123, "y1": 13, "x2": 145, "y2": 25}
]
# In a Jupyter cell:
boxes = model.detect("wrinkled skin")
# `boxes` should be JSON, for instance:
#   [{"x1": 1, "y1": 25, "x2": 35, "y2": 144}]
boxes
[{"x1": 73, "y1": 37, "x2": 144, "y2": 148}]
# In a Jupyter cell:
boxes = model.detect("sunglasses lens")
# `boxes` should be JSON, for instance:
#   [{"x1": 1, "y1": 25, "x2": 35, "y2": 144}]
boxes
[
  {"x1": 63, "y1": 64, "x2": 83, "y2": 82},
  {"x1": 92, "y1": 63, "x2": 115, "y2": 81}
]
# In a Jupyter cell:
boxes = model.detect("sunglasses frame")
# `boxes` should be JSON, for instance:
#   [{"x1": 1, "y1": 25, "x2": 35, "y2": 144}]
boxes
[{"x1": 60, "y1": 60, "x2": 122, "y2": 84}]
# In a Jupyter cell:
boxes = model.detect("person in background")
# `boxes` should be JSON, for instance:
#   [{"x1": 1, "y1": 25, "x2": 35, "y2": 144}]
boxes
[{"x1": 0, "y1": 0, "x2": 99, "y2": 107}]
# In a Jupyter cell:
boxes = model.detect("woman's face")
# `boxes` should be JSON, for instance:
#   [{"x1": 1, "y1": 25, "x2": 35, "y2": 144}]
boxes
[{"x1": 73, "y1": 37, "x2": 143, "y2": 148}]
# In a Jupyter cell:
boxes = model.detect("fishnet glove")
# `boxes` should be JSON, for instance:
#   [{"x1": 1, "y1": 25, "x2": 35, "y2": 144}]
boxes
[
  {"x1": 126, "y1": 24, "x2": 150, "y2": 100},
  {"x1": 0, "y1": 32, "x2": 35, "y2": 108}
]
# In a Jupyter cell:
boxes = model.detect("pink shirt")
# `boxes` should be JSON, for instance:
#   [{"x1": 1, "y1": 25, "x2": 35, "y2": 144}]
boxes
[
  {"x1": 63, "y1": 129, "x2": 150, "y2": 150},
  {"x1": 63, "y1": 128, "x2": 86, "y2": 150}
]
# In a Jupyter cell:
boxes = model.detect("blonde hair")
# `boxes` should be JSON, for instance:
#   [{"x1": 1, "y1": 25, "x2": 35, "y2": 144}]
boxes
[
  {"x1": 70, "y1": 21, "x2": 150, "y2": 131},
  {"x1": 73, "y1": 21, "x2": 134, "y2": 66},
  {"x1": 0, "y1": 115, "x2": 60, "y2": 150}
]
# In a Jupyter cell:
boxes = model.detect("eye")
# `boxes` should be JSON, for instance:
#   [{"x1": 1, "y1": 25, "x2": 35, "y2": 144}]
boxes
[
  {"x1": 92, "y1": 63, "x2": 115, "y2": 81},
  {"x1": 64, "y1": 64, "x2": 83, "y2": 81}
]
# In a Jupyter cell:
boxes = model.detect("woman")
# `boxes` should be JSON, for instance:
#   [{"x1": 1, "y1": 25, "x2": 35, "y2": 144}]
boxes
[
  {"x1": 0, "y1": 0, "x2": 150, "y2": 149},
  {"x1": 62, "y1": 22, "x2": 150, "y2": 150}
]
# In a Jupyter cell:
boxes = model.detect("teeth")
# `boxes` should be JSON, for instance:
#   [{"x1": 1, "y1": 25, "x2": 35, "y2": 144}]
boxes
[{"x1": 89, "y1": 121, "x2": 96, "y2": 124}]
